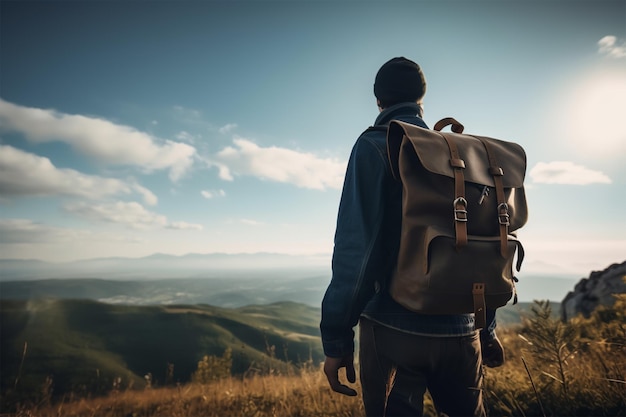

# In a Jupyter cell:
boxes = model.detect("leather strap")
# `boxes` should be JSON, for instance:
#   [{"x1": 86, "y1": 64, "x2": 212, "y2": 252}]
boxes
[
  {"x1": 473, "y1": 283, "x2": 486, "y2": 329},
  {"x1": 434, "y1": 117, "x2": 465, "y2": 133},
  {"x1": 475, "y1": 136, "x2": 509, "y2": 258},
  {"x1": 437, "y1": 132, "x2": 467, "y2": 249}
]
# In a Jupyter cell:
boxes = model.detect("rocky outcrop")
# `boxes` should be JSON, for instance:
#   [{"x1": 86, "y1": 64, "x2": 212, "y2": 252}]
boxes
[{"x1": 560, "y1": 261, "x2": 626, "y2": 321}]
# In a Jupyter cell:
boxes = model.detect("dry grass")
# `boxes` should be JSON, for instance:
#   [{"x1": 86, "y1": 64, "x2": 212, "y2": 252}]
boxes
[
  {"x1": 483, "y1": 299, "x2": 626, "y2": 416},
  {"x1": 11, "y1": 342, "x2": 624, "y2": 417},
  {"x1": 6, "y1": 365, "x2": 363, "y2": 417},
  {"x1": 6, "y1": 349, "x2": 625, "y2": 417}
]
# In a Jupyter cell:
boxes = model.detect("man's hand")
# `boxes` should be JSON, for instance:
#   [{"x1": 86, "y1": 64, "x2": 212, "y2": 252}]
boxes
[
  {"x1": 323, "y1": 355, "x2": 357, "y2": 396},
  {"x1": 481, "y1": 334, "x2": 505, "y2": 368}
]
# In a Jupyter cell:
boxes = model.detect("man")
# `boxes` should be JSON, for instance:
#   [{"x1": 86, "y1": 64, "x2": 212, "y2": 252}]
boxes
[{"x1": 320, "y1": 57, "x2": 504, "y2": 417}]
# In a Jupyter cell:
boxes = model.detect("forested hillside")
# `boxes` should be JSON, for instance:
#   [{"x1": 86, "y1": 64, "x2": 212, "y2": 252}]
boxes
[{"x1": 1, "y1": 299, "x2": 323, "y2": 407}]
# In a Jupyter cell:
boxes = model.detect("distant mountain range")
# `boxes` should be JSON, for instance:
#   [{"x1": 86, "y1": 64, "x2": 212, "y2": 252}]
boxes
[
  {"x1": 0, "y1": 252, "x2": 588, "y2": 303},
  {"x1": 0, "y1": 252, "x2": 331, "y2": 281},
  {"x1": 0, "y1": 275, "x2": 330, "y2": 308}
]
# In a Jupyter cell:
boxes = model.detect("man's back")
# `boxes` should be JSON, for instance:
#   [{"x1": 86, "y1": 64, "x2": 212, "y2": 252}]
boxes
[{"x1": 321, "y1": 57, "x2": 497, "y2": 417}]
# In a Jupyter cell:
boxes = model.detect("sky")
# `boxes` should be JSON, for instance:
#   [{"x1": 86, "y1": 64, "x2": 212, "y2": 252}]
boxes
[{"x1": 1, "y1": 0, "x2": 625, "y2": 280}]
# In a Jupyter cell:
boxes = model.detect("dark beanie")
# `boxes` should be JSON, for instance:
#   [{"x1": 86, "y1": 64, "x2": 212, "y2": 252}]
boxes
[{"x1": 374, "y1": 57, "x2": 426, "y2": 105}]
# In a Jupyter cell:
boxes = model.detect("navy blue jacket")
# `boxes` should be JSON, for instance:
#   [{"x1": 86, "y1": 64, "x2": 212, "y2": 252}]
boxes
[{"x1": 320, "y1": 103, "x2": 495, "y2": 358}]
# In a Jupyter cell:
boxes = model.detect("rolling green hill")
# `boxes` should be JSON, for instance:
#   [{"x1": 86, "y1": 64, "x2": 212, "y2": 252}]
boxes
[{"x1": 1, "y1": 299, "x2": 323, "y2": 404}]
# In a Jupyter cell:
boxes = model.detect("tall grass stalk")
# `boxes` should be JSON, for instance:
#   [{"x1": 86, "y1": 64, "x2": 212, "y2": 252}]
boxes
[
  {"x1": 13, "y1": 342, "x2": 28, "y2": 389},
  {"x1": 521, "y1": 356, "x2": 546, "y2": 417}
]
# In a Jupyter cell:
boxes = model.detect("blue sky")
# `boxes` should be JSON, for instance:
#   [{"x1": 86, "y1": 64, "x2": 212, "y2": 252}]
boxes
[{"x1": 1, "y1": 0, "x2": 625, "y2": 279}]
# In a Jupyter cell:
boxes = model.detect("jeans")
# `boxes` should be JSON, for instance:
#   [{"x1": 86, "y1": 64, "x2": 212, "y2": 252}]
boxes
[{"x1": 359, "y1": 318, "x2": 485, "y2": 417}]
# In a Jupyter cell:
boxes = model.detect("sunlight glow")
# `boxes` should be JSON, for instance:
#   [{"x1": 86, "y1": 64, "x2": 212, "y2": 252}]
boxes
[{"x1": 561, "y1": 70, "x2": 626, "y2": 158}]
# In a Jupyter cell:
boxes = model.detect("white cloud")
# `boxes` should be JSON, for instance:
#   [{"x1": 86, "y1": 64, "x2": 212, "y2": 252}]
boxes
[
  {"x1": 219, "y1": 123, "x2": 238, "y2": 134},
  {"x1": 0, "y1": 99, "x2": 196, "y2": 181},
  {"x1": 598, "y1": 35, "x2": 626, "y2": 59},
  {"x1": 214, "y1": 138, "x2": 346, "y2": 190},
  {"x1": 240, "y1": 218, "x2": 264, "y2": 226},
  {"x1": 201, "y1": 189, "x2": 226, "y2": 199},
  {"x1": 216, "y1": 164, "x2": 234, "y2": 181},
  {"x1": 133, "y1": 187, "x2": 159, "y2": 206},
  {"x1": 168, "y1": 221, "x2": 204, "y2": 231},
  {"x1": 64, "y1": 201, "x2": 202, "y2": 231},
  {"x1": 0, "y1": 218, "x2": 147, "y2": 261},
  {"x1": 173, "y1": 105, "x2": 202, "y2": 120},
  {"x1": 175, "y1": 130, "x2": 197, "y2": 143},
  {"x1": 0, "y1": 145, "x2": 158, "y2": 205},
  {"x1": 65, "y1": 201, "x2": 168, "y2": 229},
  {"x1": 529, "y1": 161, "x2": 612, "y2": 185},
  {"x1": 0, "y1": 219, "x2": 88, "y2": 244}
]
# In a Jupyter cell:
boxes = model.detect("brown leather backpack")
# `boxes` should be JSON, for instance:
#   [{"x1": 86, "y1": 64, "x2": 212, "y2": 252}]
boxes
[{"x1": 387, "y1": 117, "x2": 528, "y2": 328}]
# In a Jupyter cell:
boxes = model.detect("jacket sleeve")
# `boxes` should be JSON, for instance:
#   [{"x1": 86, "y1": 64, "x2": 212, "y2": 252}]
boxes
[{"x1": 320, "y1": 136, "x2": 389, "y2": 358}]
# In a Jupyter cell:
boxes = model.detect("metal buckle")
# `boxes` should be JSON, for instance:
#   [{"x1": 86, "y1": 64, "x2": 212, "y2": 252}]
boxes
[
  {"x1": 453, "y1": 197, "x2": 468, "y2": 222},
  {"x1": 497, "y1": 202, "x2": 510, "y2": 226}
]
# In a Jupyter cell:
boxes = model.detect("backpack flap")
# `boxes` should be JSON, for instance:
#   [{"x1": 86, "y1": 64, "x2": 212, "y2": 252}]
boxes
[{"x1": 388, "y1": 120, "x2": 526, "y2": 189}]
